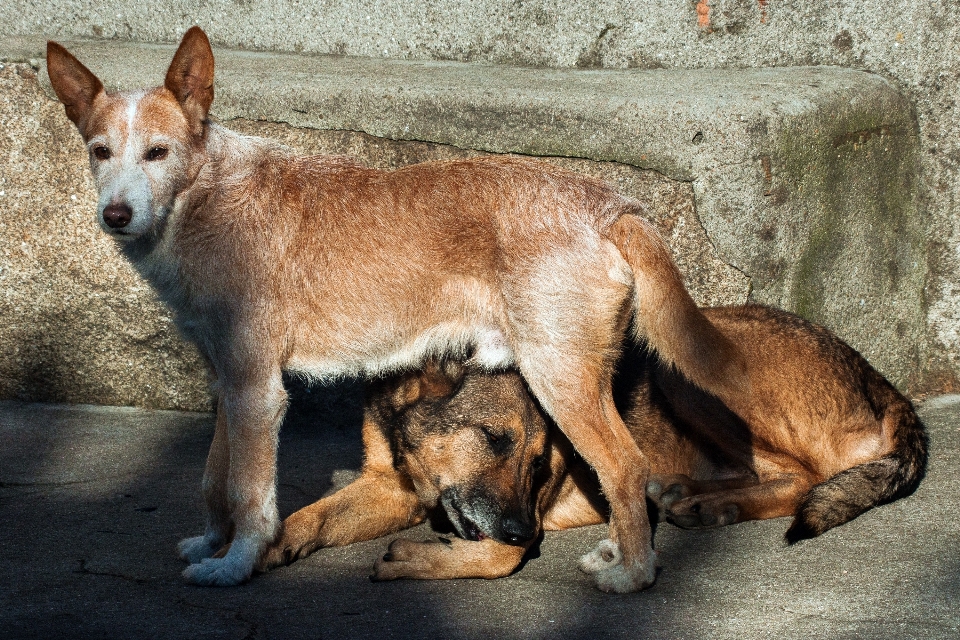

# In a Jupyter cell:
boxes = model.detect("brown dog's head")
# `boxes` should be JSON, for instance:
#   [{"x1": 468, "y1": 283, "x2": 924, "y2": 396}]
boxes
[
  {"x1": 46, "y1": 27, "x2": 214, "y2": 241},
  {"x1": 370, "y1": 361, "x2": 552, "y2": 546}
]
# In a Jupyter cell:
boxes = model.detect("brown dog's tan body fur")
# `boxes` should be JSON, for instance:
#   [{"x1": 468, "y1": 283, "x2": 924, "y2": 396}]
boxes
[
  {"x1": 257, "y1": 305, "x2": 925, "y2": 581},
  {"x1": 45, "y1": 28, "x2": 746, "y2": 590}
]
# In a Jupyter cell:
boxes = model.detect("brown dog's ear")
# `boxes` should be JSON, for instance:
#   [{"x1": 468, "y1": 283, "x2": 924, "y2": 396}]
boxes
[
  {"x1": 46, "y1": 41, "x2": 104, "y2": 135},
  {"x1": 389, "y1": 360, "x2": 468, "y2": 412},
  {"x1": 164, "y1": 26, "x2": 215, "y2": 137}
]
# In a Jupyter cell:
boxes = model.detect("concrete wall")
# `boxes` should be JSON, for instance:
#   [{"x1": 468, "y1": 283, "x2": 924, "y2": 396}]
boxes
[{"x1": 0, "y1": 1, "x2": 955, "y2": 407}]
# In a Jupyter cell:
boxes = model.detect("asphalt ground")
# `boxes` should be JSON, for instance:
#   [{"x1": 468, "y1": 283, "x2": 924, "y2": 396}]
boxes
[{"x1": 2, "y1": 383, "x2": 958, "y2": 639}]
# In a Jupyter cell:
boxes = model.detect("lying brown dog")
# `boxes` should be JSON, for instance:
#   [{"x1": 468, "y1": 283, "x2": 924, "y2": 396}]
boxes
[{"x1": 256, "y1": 305, "x2": 927, "y2": 580}]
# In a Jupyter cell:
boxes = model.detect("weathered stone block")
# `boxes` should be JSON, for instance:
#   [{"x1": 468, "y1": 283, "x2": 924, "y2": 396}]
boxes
[{"x1": 0, "y1": 36, "x2": 926, "y2": 409}]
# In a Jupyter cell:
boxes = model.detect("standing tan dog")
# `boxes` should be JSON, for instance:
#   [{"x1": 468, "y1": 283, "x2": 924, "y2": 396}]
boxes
[
  {"x1": 45, "y1": 27, "x2": 746, "y2": 591},
  {"x1": 255, "y1": 306, "x2": 925, "y2": 581}
]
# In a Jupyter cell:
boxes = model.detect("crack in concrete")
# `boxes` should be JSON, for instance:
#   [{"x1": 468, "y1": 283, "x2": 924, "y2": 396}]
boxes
[
  {"x1": 74, "y1": 558, "x2": 148, "y2": 585},
  {"x1": 94, "y1": 529, "x2": 136, "y2": 536},
  {"x1": 235, "y1": 610, "x2": 263, "y2": 640},
  {"x1": 687, "y1": 183, "x2": 755, "y2": 301},
  {"x1": 0, "y1": 473, "x2": 140, "y2": 489},
  {"x1": 222, "y1": 119, "x2": 701, "y2": 181},
  {"x1": 175, "y1": 597, "x2": 262, "y2": 638}
]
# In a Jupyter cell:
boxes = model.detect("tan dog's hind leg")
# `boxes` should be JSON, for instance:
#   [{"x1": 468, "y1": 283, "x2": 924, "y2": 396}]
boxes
[
  {"x1": 178, "y1": 402, "x2": 233, "y2": 563},
  {"x1": 664, "y1": 476, "x2": 811, "y2": 528},
  {"x1": 258, "y1": 471, "x2": 424, "y2": 571},
  {"x1": 372, "y1": 537, "x2": 528, "y2": 581},
  {"x1": 527, "y1": 370, "x2": 655, "y2": 593},
  {"x1": 506, "y1": 273, "x2": 655, "y2": 589}
]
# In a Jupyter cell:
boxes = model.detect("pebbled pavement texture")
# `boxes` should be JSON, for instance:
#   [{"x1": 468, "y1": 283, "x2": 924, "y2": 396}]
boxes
[{"x1": 1, "y1": 384, "x2": 958, "y2": 639}]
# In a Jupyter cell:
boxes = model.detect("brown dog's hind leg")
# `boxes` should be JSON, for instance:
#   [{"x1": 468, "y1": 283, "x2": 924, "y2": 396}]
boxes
[
  {"x1": 372, "y1": 537, "x2": 529, "y2": 581},
  {"x1": 665, "y1": 476, "x2": 811, "y2": 529},
  {"x1": 645, "y1": 473, "x2": 762, "y2": 521}
]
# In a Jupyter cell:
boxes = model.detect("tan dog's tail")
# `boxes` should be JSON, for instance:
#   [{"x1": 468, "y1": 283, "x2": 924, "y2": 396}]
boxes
[
  {"x1": 604, "y1": 211, "x2": 748, "y2": 396},
  {"x1": 785, "y1": 386, "x2": 928, "y2": 544}
]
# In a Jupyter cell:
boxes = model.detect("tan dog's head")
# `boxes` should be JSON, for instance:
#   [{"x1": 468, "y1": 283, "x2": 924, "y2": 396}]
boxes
[
  {"x1": 46, "y1": 27, "x2": 214, "y2": 241},
  {"x1": 371, "y1": 362, "x2": 552, "y2": 546}
]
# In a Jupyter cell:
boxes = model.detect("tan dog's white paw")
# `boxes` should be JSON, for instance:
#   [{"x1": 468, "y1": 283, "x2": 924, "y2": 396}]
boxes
[
  {"x1": 181, "y1": 537, "x2": 258, "y2": 586},
  {"x1": 579, "y1": 539, "x2": 657, "y2": 593},
  {"x1": 579, "y1": 538, "x2": 623, "y2": 573},
  {"x1": 177, "y1": 534, "x2": 221, "y2": 564}
]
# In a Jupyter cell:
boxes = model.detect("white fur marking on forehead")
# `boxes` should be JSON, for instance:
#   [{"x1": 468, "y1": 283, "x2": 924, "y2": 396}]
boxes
[
  {"x1": 125, "y1": 91, "x2": 146, "y2": 132},
  {"x1": 117, "y1": 91, "x2": 148, "y2": 164}
]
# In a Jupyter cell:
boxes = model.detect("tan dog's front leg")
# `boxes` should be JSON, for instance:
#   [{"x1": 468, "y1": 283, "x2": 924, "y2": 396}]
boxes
[
  {"x1": 177, "y1": 401, "x2": 232, "y2": 563},
  {"x1": 372, "y1": 537, "x2": 529, "y2": 581},
  {"x1": 259, "y1": 471, "x2": 425, "y2": 571},
  {"x1": 182, "y1": 371, "x2": 288, "y2": 586}
]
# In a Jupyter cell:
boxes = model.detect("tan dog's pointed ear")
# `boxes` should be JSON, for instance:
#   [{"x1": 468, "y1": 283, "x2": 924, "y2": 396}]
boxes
[
  {"x1": 389, "y1": 360, "x2": 468, "y2": 412},
  {"x1": 46, "y1": 41, "x2": 104, "y2": 135},
  {"x1": 164, "y1": 26, "x2": 214, "y2": 137}
]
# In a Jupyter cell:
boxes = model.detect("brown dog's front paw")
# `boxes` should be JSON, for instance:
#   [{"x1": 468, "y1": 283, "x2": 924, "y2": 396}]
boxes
[
  {"x1": 371, "y1": 537, "x2": 453, "y2": 581},
  {"x1": 256, "y1": 542, "x2": 301, "y2": 572},
  {"x1": 209, "y1": 533, "x2": 306, "y2": 573},
  {"x1": 667, "y1": 498, "x2": 739, "y2": 529}
]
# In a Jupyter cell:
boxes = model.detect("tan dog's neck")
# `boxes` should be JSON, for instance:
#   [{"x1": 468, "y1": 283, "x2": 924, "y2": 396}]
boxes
[{"x1": 119, "y1": 124, "x2": 291, "y2": 317}]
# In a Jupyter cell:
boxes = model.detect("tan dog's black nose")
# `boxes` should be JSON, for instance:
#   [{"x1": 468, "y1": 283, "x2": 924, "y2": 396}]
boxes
[{"x1": 103, "y1": 203, "x2": 132, "y2": 228}]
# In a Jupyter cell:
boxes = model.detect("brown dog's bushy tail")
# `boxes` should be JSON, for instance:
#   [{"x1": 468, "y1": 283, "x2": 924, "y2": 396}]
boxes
[
  {"x1": 785, "y1": 388, "x2": 928, "y2": 544},
  {"x1": 604, "y1": 211, "x2": 749, "y2": 397}
]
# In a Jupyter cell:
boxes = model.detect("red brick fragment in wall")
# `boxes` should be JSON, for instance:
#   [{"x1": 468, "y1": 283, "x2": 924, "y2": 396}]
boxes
[{"x1": 696, "y1": 1, "x2": 710, "y2": 29}]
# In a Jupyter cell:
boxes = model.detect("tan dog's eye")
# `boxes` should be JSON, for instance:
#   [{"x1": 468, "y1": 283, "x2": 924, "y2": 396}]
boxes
[
  {"x1": 146, "y1": 146, "x2": 169, "y2": 161},
  {"x1": 532, "y1": 454, "x2": 547, "y2": 470},
  {"x1": 92, "y1": 146, "x2": 111, "y2": 160}
]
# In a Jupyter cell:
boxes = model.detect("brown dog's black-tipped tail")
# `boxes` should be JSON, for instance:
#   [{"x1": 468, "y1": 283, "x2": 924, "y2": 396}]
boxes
[{"x1": 785, "y1": 394, "x2": 928, "y2": 544}]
